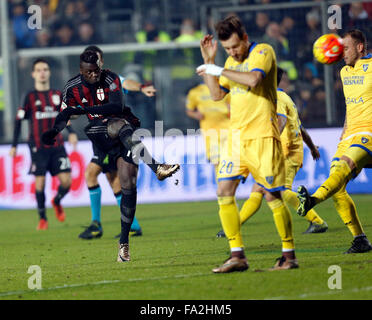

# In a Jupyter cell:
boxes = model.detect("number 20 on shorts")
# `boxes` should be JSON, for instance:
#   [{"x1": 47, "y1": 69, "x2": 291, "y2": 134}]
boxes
[{"x1": 219, "y1": 160, "x2": 234, "y2": 174}]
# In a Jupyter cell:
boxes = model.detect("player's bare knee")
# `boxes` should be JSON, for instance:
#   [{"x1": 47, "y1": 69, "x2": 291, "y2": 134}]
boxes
[
  {"x1": 340, "y1": 156, "x2": 356, "y2": 171},
  {"x1": 107, "y1": 118, "x2": 128, "y2": 139}
]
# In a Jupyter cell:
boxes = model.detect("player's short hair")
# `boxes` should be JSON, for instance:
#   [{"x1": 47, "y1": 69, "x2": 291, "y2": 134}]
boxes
[
  {"x1": 80, "y1": 50, "x2": 100, "y2": 66},
  {"x1": 84, "y1": 45, "x2": 103, "y2": 59},
  {"x1": 277, "y1": 67, "x2": 285, "y2": 85},
  {"x1": 343, "y1": 29, "x2": 367, "y2": 52},
  {"x1": 215, "y1": 15, "x2": 246, "y2": 41},
  {"x1": 32, "y1": 58, "x2": 50, "y2": 71}
]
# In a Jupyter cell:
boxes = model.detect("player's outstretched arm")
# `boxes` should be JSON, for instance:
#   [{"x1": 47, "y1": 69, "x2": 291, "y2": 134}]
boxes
[
  {"x1": 301, "y1": 126, "x2": 320, "y2": 160},
  {"x1": 122, "y1": 79, "x2": 156, "y2": 97},
  {"x1": 186, "y1": 109, "x2": 204, "y2": 121},
  {"x1": 42, "y1": 106, "x2": 85, "y2": 145}
]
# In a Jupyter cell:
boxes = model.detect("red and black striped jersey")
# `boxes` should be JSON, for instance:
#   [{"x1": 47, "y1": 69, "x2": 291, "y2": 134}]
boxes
[
  {"x1": 12, "y1": 89, "x2": 64, "y2": 150},
  {"x1": 61, "y1": 69, "x2": 124, "y2": 121}
]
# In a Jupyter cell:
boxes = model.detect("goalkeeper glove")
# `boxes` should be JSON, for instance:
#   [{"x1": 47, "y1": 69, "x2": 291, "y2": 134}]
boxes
[
  {"x1": 196, "y1": 64, "x2": 224, "y2": 76},
  {"x1": 42, "y1": 128, "x2": 59, "y2": 145}
]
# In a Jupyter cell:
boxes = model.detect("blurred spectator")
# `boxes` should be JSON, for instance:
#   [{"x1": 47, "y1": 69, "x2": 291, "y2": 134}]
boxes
[
  {"x1": 136, "y1": 19, "x2": 171, "y2": 43},
  {"x1": 51, "y1": 21, "x2": 77, "y2": 46},
  {"x1": 40, "y1": 2, "x2": 58, "y2": 29},
  {"x1": 12, "y1": 2, "x2": 37, "y2": 48},
  {"x1": 280, "y1": 16, "x2": 299, "y2": 60},
  {"x1": 135, "y1": 18, "x2": 171, "y2": 81},
  {"x1": 174, "y1": 18, "x2": 203, "y2": 42},
  {"x1": 249, "y1": 12, "x2": 270, "y2": 41},
  {"x1": 75, "y1": 0, "x2": 96, "y2": 21},
  {"x1": 61, "y1": 1, "x2": 78, "y2": 26},
  {"x1": 305, "y1": 87, "x2": 327, "y2": 126},
  {"x1": 297, "y1": 9, "x2": 321, "y2": 65},
  {"x1": 262, "y1": 22, "x2": 290, "y2": 60},
  {"x1": 297, "y1": 62, "x2": 323, "y2": 91},
  {"x1": 35, "y1": 28, "x2": 52, "y2": 47},
  {"x1": 345, "y1": 2, "x2": 371, "y2": 34},
  {"x1": 77, "y1": 21, "x2": 101, "y2": 45}
]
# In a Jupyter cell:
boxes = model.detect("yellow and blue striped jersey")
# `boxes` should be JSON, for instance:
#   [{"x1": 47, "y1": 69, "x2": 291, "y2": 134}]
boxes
[
  {"x1": 341, "y1": 53, "x2": 372, "y2": 138},
  {"x1": 186, "y1": 84, "x2": 230, "y2": 131},
  {"x1": 276, "y1": 88, "x2": 303, "y2": 157},
  {"x1": 219, "y1": 42, "x2": 279, "y2": 140}
]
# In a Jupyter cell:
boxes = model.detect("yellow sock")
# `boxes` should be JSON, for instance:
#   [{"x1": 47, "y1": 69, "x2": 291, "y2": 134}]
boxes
[
  {"x1": 239, "y1": 192, "x2": 263, "y2": 225},
  {"x1": 218, "y1": 196, "x2": 243, "y2": 249},
  {"x1": 333, "y1": 186, "x2": 364, "y2": 237},
  {"x1": 313, "y1": 160, "x2": 352, "y2": 202},
  {"x1": 267, "y1": 199, "x2": 294, "y2": 251},
  {"x1": 282, "y1": 189, "x2": 324, "y2": 224}
]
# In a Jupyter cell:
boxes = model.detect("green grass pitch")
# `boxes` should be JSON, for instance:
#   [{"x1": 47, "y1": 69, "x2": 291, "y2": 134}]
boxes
[{"x1": 0, "y1": 195, "x2": 372, "y2": 300}]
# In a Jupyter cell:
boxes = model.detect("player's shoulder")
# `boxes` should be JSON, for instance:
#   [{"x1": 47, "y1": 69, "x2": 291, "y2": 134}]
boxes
[
  {"x1": 102, "y1": 69, "x2": 120, "y2": 88},
  {"x1": 277, "y1": 89, "x2": 294, "y2": 106},
  {"x1": 64, "y1": 74, "x2": 82, "y2": 91},
  {"x1": 102, "y1": 69, "x2": 120, "y2": 81},
  {"x1": 50, "y1": 88, "x2": 62, "y2": 95},
  {"x1": 251, "y1": 42, "x2": 274, "y2": 56},
  {"x1": 340, "y1": 65, "x2": 349, "y2": 76}
]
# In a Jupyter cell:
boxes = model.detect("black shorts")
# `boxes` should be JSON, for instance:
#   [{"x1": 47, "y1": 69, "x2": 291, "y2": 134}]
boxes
[
  {"x1": 85, "y1": 121, "x2": 137, "y2": 172},
  {"x1": 29, "y1": 146, "x2": 71, "y2": 176},
  {"x1": 91, "y1": 142, "x2": 118, "y2": 173}
]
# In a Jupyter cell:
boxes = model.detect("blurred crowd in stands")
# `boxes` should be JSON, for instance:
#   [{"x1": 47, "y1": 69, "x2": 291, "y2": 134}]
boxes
[{"x1": 7, "y1": 0, "x2": 372, "y2": 131}]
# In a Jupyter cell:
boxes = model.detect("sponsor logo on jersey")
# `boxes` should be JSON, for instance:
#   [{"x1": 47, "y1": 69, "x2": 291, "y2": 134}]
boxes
[
  {"x1": 346, "y1": 97, "x2": 364, "y2": 104},
  {"x1": 35, "y1": 110, "x2": 59, "y2": 119},
  {"x1": 363, "y1": 64, "x2": 369, "y2": 72},
  {"x1": 61, "y1": 101, "x2": 68, "y2": 111}
]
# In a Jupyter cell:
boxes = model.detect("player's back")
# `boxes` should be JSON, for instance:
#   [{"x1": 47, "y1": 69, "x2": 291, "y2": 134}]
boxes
[
  {"x1": 277, "y1": 89, "x2": 303, "y2": 158},
  {"x1": 341, "y1": 53, "x2": 372, "y2": 137}
]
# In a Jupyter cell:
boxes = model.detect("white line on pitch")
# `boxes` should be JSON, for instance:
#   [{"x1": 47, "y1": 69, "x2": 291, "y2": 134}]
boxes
[
  {"x1": 0, "y1": 272, "x2": 210, "y2": 298},
  {"x1": 265, "y1": 285, "x2": 372, "y2": 300}
]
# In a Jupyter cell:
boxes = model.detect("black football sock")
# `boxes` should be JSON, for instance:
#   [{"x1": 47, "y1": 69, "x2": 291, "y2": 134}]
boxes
[
  {"x1": 119, "y1": 188, "x2": 137, "y2": 244},
  {"x1": 53, "y1": 185, "x2": 70, "y2": 205},
  {"x1": 36, "y1": 191, "x2": 47, "y2": 220}
]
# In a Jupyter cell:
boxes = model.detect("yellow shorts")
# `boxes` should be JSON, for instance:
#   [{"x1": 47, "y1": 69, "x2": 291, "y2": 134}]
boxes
[
  {"x1": 204, "y1": 133, "x2": 228, "y2": 164},
  {"x1": 217, "y1": 136, "x2": 286, "y2": 192},
  {"x1": 332, "y1": 134, "x2": 372, "y2": 172}
]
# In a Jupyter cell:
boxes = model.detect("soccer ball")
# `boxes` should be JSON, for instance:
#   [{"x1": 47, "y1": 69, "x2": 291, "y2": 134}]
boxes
[{"x1": 313, "y1": 34, "x2": 344, "y2": 64}]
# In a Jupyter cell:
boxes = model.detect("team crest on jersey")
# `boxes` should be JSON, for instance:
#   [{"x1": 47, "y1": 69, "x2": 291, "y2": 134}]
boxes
[
  {"x1": 361, "y1": 137, "x2": 369, "y2": 144},
  {"x1": 96, "y1": 88, "x2": 105, "y2": 101},
  {"x1": 363, "y1": 64, "x2": 369, "y2": 72},
  {"x1": 265, "y1": 176, "x2": 274, "y2": 185},
  {"x1": 52, "y1": 94, "x2": 60, "y2": 105}
]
